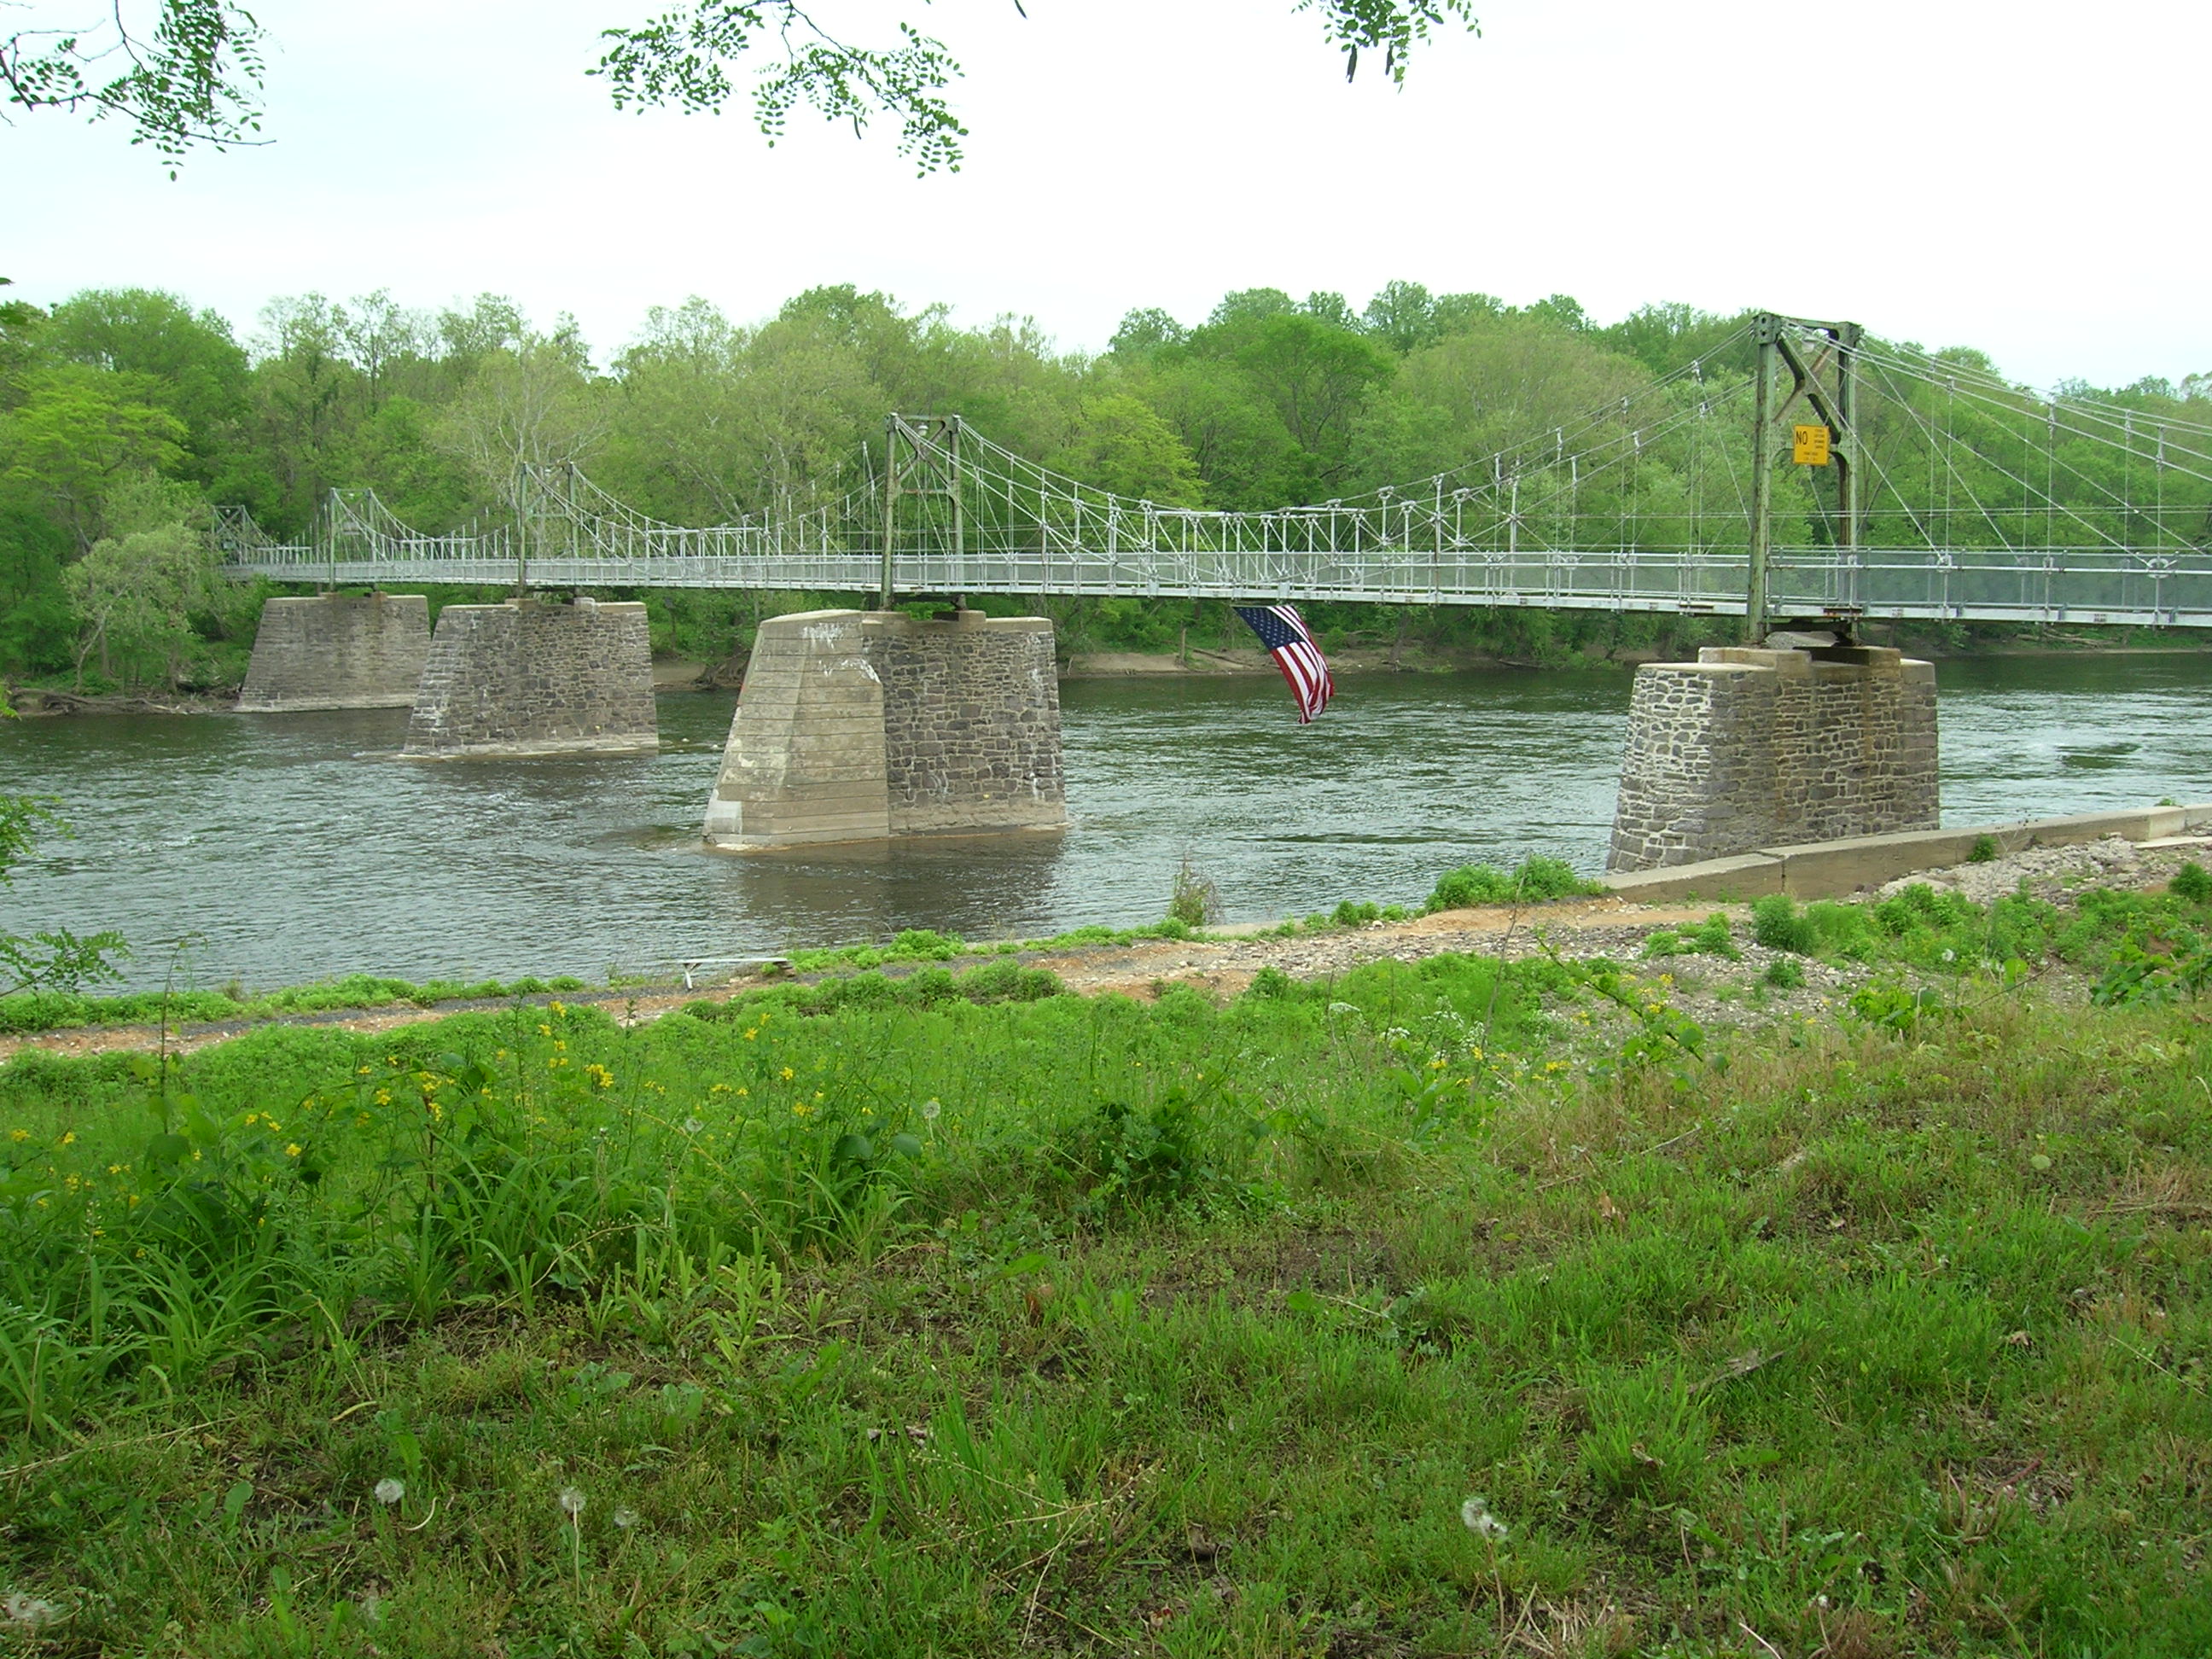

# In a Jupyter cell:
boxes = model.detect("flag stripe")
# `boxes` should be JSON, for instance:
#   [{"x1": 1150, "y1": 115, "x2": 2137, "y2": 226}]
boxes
[{"x1": 1233, "y1": 603, "x2": 1335, "y2": 723}]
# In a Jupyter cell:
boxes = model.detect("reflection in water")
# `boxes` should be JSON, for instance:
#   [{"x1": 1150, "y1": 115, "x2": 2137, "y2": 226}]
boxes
[{"x1": 2, "y1": 654, "x2": 2208, "y2": 991}]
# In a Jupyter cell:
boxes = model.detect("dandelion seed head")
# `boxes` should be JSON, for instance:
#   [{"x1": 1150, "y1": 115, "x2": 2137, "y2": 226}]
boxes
[
  {"x1": 682, "y1": 1117, "x2": 704, "y2": 1134},
  {"x1": 558, "y1": 1486, "x2": 586, "y2": 1517},
  {"x1": 1459, "y1": 1495, "x2": 1508, "y2": 1540},
  {"x1": 613, "y1": 1505, "x2": 639, "y2": 1529},
  {"x1": 374, "y1": 1477, "x2": 405, "y2": 1506},
  {"x1": 921, "y1": 1097, "x2": 941, "y2": 1121},
  {"x1": 3, "y1": 1593, "x2": 61, "y2": 1629}
]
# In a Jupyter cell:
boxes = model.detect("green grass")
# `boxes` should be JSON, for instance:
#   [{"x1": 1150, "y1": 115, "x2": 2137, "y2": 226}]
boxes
[
  {"x1": 0, "y1": 972, "x2": 593, "y2": 1037},
  {"x1": 2, "y1": 905, "x2": 2210, "y2": 1654}
]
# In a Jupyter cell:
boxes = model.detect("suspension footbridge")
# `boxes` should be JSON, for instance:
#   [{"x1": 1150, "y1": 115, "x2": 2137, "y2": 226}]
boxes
[{"x1": 218, "y1": 314, "x2": 2212, "y2": 633}]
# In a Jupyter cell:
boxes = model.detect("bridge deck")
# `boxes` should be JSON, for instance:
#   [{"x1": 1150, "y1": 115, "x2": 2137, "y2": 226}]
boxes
[{"x1": 226, "y1": 544, "x2": 2212, "y2": 629}]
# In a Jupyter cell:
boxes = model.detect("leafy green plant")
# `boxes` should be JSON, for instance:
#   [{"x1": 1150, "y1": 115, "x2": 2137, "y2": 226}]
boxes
[
  {"x1": 1847, "y1": 979, "x2": 1945, "y2": 1035},
  {"x1": 1749, "y1": 894, "x2": 1817, "y2": 954},
  {"x1": 1423, "y1": 855, "x2": 1601, "y2": 913},
  {"x1": 2172, "y1": 862, "x2": 2212, "y2": 905},
  {"x1": 2092, "y1": 930, "x2": 2212, "y2": 1007},
  {"x1": 1968, "y1": 834, "x2": 2000, "y2": 863}
]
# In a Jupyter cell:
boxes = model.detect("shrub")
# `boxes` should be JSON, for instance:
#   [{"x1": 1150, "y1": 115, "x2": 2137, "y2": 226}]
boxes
[
  {"x1": 1872, "y1": 884, "x2": 1978, "y2": 945},
  {"x1": 1750, "y1": 894, "x2": 1817, "y2": 954},
  {"x1": 1423, "y1": 855, "x2": 1602, "y2": 914},
  {"x1": 2173, "y1": 862, "x2": 2212, "y2": 905},
  {"x1": 1968, "y1": 834, "x2": 1999, "y2": 864},
  {"x1": 1765, "y1": 956, "x2": 1805, "y2": 989}
]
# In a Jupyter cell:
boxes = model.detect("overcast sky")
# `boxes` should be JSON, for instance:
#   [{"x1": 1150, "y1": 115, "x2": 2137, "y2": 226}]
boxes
[{"x1": 8, "y1": 0, "x2": 2205, "y2": 389}]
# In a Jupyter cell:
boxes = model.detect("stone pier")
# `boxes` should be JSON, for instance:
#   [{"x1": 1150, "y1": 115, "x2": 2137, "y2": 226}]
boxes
[
  {"x1": 703, "y1": 608, "x2": 1067, "y2": 850},
  {"x1": 236, "y1": 592, "x2": 431, "y2": 712},
  {"x1": 1607, "y1": 644, "x2": 1938, "y2": 872},
  {"x1": 400, "y1": 597, "x2": 656, "y2": 759}
]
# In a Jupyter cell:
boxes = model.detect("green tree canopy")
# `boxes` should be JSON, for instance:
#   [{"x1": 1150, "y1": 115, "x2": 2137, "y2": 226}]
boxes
[{"x1": 0, "y1": 367, "x2": 188, "y2": 551}]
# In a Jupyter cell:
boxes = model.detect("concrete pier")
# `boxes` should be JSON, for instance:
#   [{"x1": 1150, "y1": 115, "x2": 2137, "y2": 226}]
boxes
[
  {"x1": 703, "y1": 608, "x2": 1067, "y2": 850},
  {"x1": 401, "y1": 597, "x2": 656, "y2": 759},
  {"x1": 237, "y1": 593, "x2": 430, "y2": 712},
  {"x1": 1607, "y1": 644, "x2": 1938, "y2": 872}
]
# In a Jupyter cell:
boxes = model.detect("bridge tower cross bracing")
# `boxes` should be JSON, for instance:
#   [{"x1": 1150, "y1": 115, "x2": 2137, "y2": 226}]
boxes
[
  {"x1": 1748, "y1": 311, "x2": 1866, "y2": 643},
  {"x1": 882, "y1": 415, "x2": 967, "y2": 608}
]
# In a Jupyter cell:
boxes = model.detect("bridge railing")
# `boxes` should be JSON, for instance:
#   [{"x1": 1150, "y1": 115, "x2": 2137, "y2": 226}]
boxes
[{"x1": 221, "y1": 537, "x2": 2210, "y2": 626}]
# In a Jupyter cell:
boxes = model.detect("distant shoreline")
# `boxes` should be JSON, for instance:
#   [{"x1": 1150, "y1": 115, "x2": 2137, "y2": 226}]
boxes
[{"x1": 9, "y1": 636, "x2": 2209, "y2": 717}]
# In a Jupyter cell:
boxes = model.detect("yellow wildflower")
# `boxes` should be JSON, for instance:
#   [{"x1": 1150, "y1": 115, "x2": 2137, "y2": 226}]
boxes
[
  {"x1": 60, "y1": 1132, "x2": 74, "y2": 1146},
  {"x1": 743, "y1": 1028, "x2": 758, "y2": 1041},
  {"x1": 780, "y1": 1067, "x2": 795, "y2": 1081},
  {"x1": 9, "y1": 1129, "x2": 26, "y2": 1143},
  {"x1": 286, "y1": 1144, "x2": 302, "y2": 1158}
]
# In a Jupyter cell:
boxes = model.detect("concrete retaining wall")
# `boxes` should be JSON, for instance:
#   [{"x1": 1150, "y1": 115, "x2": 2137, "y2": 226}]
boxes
[
  {"x1": 1601, "y1": 802, "x2": 2212, "y2": 905},
  {"x1": 1608, "y1": 645, "x2": 1938, "y2": 872},
  {"x1": 237, "y1": 593, "x2": 430, "y2": 712},
  {"x1": 703, "y1": 608, "x2": 1067, "y2": 851},
  {"x1": 401, "y1": 597, "x2": 656, "y2": 759}
]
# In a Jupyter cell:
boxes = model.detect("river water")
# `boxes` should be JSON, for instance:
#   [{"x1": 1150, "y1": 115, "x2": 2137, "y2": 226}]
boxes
[{"x1": 4, "y1": 655, "x2": 2209, "y2": 992}]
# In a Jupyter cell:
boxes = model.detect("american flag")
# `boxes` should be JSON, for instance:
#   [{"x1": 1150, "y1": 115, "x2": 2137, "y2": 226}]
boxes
[{"x1": 1233, "y1": 604, "x2": 1335, "y2": 724}]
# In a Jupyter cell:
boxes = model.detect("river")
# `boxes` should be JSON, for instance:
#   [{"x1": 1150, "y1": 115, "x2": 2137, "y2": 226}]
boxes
[{"x1": 3, "y1": 654, "x2": 2208, "y2": 992}]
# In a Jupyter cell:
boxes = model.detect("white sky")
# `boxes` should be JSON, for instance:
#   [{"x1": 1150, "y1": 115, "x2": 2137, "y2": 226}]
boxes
[{"x1": 7, "y1": 0, "x2": 2207, "y2": 389}]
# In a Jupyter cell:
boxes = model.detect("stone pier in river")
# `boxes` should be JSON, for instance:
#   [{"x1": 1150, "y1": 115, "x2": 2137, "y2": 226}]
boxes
[
  {"x1": 1607, "y1": 644, "x2": 1939, "y2": 872},
  {"x1": 400, "y1": 597, "x2": 656, "y2": 759},
  {"x1": 702, "y1": 608, "x2": 1067, "y2": 851},
  {"x1": 237, "y1": 592, "x2": 430, "y2": 712}
]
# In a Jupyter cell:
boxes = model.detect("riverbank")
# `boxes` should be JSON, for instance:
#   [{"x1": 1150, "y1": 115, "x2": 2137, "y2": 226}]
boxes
[
  {"x1": 8, "y1": 823, "x2": 2204, "y2": 1062},
  {"x1": 2, "y1": 849, "x2": 2207, "y2": 1655}
]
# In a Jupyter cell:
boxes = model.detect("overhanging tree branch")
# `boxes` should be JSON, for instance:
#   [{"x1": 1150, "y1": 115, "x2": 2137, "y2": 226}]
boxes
[
  {"x1": 595, "y1": 0, "x2": 1480, "y2": 174},
  {"x1": 0, "y1": 0, "x2": 266, "y2": 164}
]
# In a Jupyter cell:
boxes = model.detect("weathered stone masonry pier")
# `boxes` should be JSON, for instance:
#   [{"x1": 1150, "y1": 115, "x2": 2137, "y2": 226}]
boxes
[
  {"x1": 703, "y1": 608, "x2": 1067, "y2": 851},
  {"x1": 237, "y1": 592, "x2": 431, "y2": 712},
  {"x1": 1609, "y1": 643, "x2": 1938, "y2": 872},
  {"x1": 401, "y1": 597, "x2": 657, "y2": 759}
]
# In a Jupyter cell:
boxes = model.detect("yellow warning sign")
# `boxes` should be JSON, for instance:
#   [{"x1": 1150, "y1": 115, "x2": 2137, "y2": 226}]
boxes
[{"x1": 1792, "y1": 424, "x2": 1832, "y2": 465}]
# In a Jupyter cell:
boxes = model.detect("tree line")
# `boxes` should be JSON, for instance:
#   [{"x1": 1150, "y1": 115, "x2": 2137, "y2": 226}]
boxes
[{"x1": 2, "y1": 279, "x2": 2206, "y2": 691}]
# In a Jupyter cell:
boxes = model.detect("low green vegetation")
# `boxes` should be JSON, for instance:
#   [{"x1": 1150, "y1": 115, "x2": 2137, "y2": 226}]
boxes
[
  {"x1": 1747, "y1": 870, "x2": 2212, "y2": 1008},
  {"x1": 0, "y1": 971, "x2": 593, "y2": 1037},
  {"x1": 1423, "y1": 854, "x2": 1607, "y2": 913},
  {"x1": 1641, "y1": 912, "x2": 1739, "y2": 961},
  {"x1": 3, "y1": 871, "x2": 2209, "y2": 1654}
]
